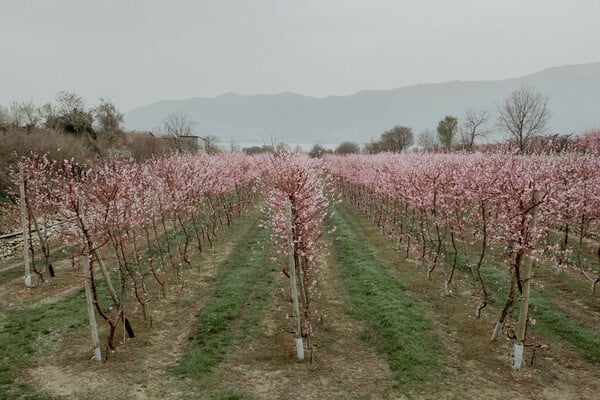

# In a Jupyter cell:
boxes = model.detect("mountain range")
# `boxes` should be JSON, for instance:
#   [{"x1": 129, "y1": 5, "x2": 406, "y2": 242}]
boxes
[{"x1": 124, "y1": 62, "x2": 600, "y2": 147}]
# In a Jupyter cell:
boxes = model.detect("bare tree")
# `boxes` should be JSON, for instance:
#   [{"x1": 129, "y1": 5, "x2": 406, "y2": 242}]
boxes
[
  {"x1": 56, "y1": 91, "x2": 86, "y2": 113},
  {"x1": 498, "y1": 87, "x2": 550, "y2": 153},
  {"x1": 162, "y1": 112, "x2": 194, "y2": 153},
  {"x1": 229, "y1": 139, "x2": 240, "y2": 152},
  {"x1": 162, "y1": 112, "x2": 193, "y2": 137},
  {"x1": 20, "y1": 100, "x2": 42, "y2": 132},
  {"x1": 7, "y1": 101, "x2": 25, "y2": 129},
  {"x1": 2, "y1": 100, "x2": 42, "y2": 131},
  {"x1": 461, "y1": 108, "x2": 491, "y2": 150},
  {"x1": 200, "y1": 134, "x2": 220, "y2": 154},
  {"x1": 417, "y1": 130, "x2": 440, "y2": 151},
  {"x1": 40, "y1": 102, "x2": 58, "y2": 130}
]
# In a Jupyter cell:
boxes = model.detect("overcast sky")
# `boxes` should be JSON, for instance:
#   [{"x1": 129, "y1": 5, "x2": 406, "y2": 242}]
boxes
[{"x1": 1, "y1": 0, "x2": 599, "y2": 111}]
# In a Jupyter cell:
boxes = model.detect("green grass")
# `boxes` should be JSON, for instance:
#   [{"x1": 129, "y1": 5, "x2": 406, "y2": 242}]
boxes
[
  {"x1": 0, "y1": 263, "x2": 23, "y2": 281},
  {"x1": 330, "y1": 203, "x2": 445, "y2": 387},
  {"x1": 169, "y1": 222, "x2": 276, "y2": 378},
  {"x1": 530, "y1": 288, "x2": 600, "y2": 363},
  {"x1": 0, "y1": 290, "x2": 85, "y2": 399},
  {"x1": 214, "y1": 392, "x2": 251, "y2": 400}
]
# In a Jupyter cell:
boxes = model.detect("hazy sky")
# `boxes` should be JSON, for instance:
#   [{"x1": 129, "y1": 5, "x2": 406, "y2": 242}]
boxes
[{"x1": 1, "y1": 0, "x2": 599, "y2": 111}]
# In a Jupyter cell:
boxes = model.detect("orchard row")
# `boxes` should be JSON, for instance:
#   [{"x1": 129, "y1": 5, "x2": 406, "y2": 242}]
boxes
[
  {"x1": 11, "y1": 151, "x2": 599, "y2": 364},
  {"x1": 326, "y1": 152, "x2": 600, "y2": 367}
]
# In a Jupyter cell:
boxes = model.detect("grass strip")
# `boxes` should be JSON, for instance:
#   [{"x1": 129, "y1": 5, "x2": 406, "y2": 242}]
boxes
[
  {"x1": 330, "y1": 203, "x2": 444, "y2": 386},
  {"x1": 169, "y1": 222, "x2": 275, "y2": 378},
  {"x1": 0, "y1": 264, "x2": 23, "y2": 281},
  {"x1": 331, "y1": 206, "x2": 443, "y2": 386},
  {"x1": 0, "y1": 290, "x2": 85, "y2": 400},
  {"x1": 529, "y1": 288, "x2": 600, "y2": 363}
]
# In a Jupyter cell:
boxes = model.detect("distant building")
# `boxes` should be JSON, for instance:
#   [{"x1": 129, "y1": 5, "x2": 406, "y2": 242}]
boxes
[
  {"x1": 125, "y1": 131, "x2": 207, "y2": 158},
  {"x1": 125, "y1": 130, "x2": 155, "y2": 144},
  {"x1": 178, "y1": 135, "x2": 206, "y2": 154}
]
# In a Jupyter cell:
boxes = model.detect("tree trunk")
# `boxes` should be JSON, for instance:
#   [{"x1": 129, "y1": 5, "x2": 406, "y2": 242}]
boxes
[
  {"x1": 513, "y1": 259, "x2": 533, "y2": 369},
  {"x1": 491, "y1": 268, "x2": 518, "y2": 340},
  {"x1": 474, "y1": 201, "x2": 488, "y2": 318},
  {"x1": 30, "y1": 208, "x2": 51, "y2": 276}
]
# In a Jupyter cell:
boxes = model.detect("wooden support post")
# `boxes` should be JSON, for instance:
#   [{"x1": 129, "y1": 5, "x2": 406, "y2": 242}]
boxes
[
  {"x1": 93, "y1": 249, "x2": 119, "y2": 307},
  {"x1": 513, "y1": 188, "x2": 538, "y2": 369},
  {"x1": 82, "y1": 249, "x2": 102, "y2": 361},
  {"x1": 19, "y1": 165, "x2": 32, "y2": 287},
  {"x1": 79, "y1": 202, "x2": 102, "y2": 361},
  {"x1": 286, "y1": 199, "x2": 304, "y2": 360}
]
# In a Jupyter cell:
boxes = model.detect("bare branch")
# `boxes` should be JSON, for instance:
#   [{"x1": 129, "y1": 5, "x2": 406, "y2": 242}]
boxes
[
  {"x1": 498, "y1": 87, "x2": 550, "y2": 153},
  {"x1": 461, "y1": 108, "x2": 490, "y2": 150},
  {"x1": 162, "y1": 112, "x2": 194, "y2": 138}
]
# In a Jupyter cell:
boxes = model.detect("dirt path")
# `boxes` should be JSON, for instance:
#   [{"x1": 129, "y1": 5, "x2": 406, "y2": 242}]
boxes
[
  {"x1": 218, "y1": 252, "x2": 396, "y2": 399},
  {"x1": 0, "y1": 257, "x2": 80, "y2": 301}
]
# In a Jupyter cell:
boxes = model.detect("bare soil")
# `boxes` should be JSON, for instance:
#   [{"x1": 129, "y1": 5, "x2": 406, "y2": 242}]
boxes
[{"x1": 0, "y1": 258, "x2": 81, "y2": 311}]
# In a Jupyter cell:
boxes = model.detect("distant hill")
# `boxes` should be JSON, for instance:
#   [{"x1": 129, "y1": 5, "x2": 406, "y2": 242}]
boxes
[{"x1": 124, "y1": 63, "x2": 600, "y2": 147}]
